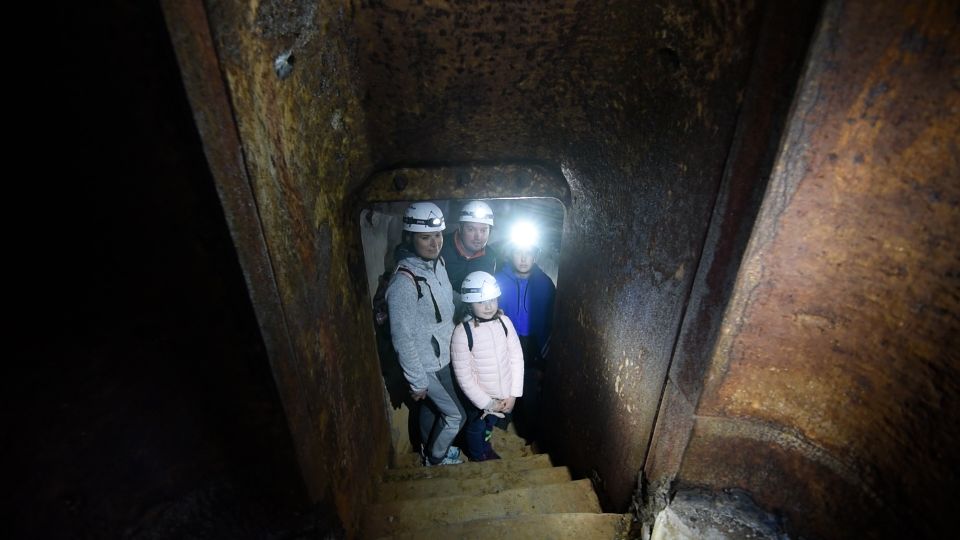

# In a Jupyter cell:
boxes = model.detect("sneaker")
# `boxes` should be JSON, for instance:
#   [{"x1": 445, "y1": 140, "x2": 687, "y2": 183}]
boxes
[
  {"x1": 445, "y1": 445, "x2": 462, "y2": 461},
  {"x1": 425, "y1": 455, "x2": 463, "y2": 466},
  {"x1": 468, "y1": 448, "x2": 502, "y2": 462}
]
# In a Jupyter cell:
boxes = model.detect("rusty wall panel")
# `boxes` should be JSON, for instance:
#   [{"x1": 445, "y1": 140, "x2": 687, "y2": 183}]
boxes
[
  {"x1": 358, "y1": 165, "x2": 570, "y2": 204},
  {"x1": 643, "y1": 0, "x2": 822, "y2": 499},
  {"x1": 164, "y1": 0, "x2": 389, "y2": 533},
  {"x1": 159, "y1": 0, "x2": 323, "y2": 503},
  {"x1": 538, "y1": 2, "x2": 765, "y2": 509},
  {"x1": 684, "y1": 0, "x2": 959, "y2": 537}
]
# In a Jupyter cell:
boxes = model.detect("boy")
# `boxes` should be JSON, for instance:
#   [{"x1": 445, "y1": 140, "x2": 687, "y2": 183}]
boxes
[{"x1": 495, "y1": 231, "x2": 555, "y2": 444}]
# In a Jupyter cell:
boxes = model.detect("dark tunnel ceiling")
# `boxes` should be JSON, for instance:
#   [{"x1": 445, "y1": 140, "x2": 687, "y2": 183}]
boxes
[{"x1": 298, "y1": 0, "x2": 753, "y2": 167}]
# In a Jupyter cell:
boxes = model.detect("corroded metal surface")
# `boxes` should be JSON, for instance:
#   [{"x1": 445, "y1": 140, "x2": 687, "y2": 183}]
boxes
[
  {"x1": 685, "y1": 0, "x2": 960, "y2": 537},
  {"x1": 358, "y1": 164, "x2": 570, "y2": 204},
  {"x1": 159, "y1": 0, "x2": 325, "y2": 503},
  {"x1": 163, "y1": 0, "x2": 390, "y2": 532},
  {"x1": 643, "y1": 0, "x2": 822, "y2": 502},
  {"x1": 681, "y1": 418, "x2": 882, "y2": 538},
  {"x1": 168, "y1": 0, "x2": 786, "y2": 531},
  {"x1": 347, "y1": 1, "x2": 773, "y2": 509}
]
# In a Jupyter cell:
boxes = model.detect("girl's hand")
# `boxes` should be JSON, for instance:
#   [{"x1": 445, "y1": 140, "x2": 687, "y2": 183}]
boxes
[{"x1": 502, "y1": 397, "x2": 516, "y2": 412}]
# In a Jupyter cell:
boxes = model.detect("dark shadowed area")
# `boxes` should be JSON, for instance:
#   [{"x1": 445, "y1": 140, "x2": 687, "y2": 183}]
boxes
[{"x1": 6, "y1": 2, "x2": 318, "y2": 538}]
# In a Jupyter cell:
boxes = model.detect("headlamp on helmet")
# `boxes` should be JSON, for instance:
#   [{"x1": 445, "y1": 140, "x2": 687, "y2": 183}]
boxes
[
  {"x1": 461, "y1": 271, "x2": 501, "y2": 303},
  {"x1": 459, "y1": 200, "x2": 495, "y2": 226},
  {"x1": 509, "y1": 220, "x2": 540, "y2": 250},
  {"x1": 402, "y1": 202, "x2": 446, "y2": 232}
]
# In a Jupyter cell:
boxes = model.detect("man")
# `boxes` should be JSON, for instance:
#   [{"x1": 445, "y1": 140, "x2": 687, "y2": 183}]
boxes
[{"x1": 440, "y1": 200, "x2": 499, "y2": 311}]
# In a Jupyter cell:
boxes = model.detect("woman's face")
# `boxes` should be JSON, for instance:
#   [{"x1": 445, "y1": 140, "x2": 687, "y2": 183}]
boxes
[{"x1": 413, "y1": 231, "x2": 443, "y2": 259}]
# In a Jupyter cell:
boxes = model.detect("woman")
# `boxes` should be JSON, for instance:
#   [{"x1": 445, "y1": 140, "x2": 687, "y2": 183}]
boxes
[{"x1": 385, "y1": 202, "x2": 465, "y2": 466}]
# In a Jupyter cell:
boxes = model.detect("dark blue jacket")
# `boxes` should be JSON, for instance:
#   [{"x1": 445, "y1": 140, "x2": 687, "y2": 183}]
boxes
[
  {"x1": 440, "y1": 229, "x2": 498, "y2": 293},
  {"x1": 495, "y1": 264, "x2": 555, "y2": 361}
]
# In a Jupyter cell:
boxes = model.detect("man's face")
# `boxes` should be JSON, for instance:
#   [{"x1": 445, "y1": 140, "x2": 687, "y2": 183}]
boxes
[
  {"x1": 511, "y1": 248, "x2": 537, "y2": 277},
  {"x1": 459, "y1": 222, "x2": 490, "y2": 255},
  {"x1": 413, "y1": 231, "x2": 443, "y2": 259}
]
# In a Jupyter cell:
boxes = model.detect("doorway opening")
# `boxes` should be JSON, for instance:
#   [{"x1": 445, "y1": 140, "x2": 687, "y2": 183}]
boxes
[{"x1": 358, "y1": 197, "x2": 566, "y2": 459}]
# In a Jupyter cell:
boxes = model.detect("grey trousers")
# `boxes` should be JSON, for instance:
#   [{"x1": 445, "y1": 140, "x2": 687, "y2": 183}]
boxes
[{"x1": 420, "y1": 364, "x2": 466, "y2": 462}]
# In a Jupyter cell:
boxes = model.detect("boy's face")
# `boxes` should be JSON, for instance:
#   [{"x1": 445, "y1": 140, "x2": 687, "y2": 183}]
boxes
[
  {"x1": 471, "y1": 298, "x2": 499, "y2": 319},
  {"x1": 459, "y1": 222, "x2": 490, "y2": 256},
  {"x1": 413, "y1": 231, "x2": 443, "y2": 259},
  {"x1": 511, "y1": 248, "x2": 537, "y2": 277}
]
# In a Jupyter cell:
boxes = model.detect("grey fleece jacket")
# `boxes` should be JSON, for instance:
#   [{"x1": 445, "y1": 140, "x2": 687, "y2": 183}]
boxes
[{"x1": 385, "y1": 248, "x2": 456, "y2": 393}]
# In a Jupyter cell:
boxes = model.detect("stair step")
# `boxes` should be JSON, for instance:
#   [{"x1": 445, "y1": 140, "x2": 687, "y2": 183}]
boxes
[
  {"x1": 362, "y1": 479, "x2": 602, "y2": 537},
  {"x1": 376, "y1": 466, "x2": 572, "y2": 503},
  {"x1": 393, "y1": 427, "x2": 532, "y2": 463},
  {"x1": 378, "y1": 512, "x2": 633, "y2": 540},
  {"x1": 391, "y1": 421, "x2": 535, "y2": 467},
  {"x1": 392, "y1": 440, "x2": 533, "y2": 467},
  {"x1": 490, "y1": 426, "x2": 537, "y2": 457},
  {"x1": 384, "y1": 453, "x2": 552, "y2": 482}
]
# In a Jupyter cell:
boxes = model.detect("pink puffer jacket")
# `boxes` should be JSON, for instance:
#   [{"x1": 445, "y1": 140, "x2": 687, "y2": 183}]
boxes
[{"x1": 451, "y1": 315, "x2": 524, "y2": 410}]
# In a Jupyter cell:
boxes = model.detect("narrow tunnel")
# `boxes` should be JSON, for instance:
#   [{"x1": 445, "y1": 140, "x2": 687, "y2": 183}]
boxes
[
  {"x1": 13, "y1": 0, "x2": 956, "y2": 538},
  {"x1": 162, "y1": 0, "x2": 958, "y2": 536}
]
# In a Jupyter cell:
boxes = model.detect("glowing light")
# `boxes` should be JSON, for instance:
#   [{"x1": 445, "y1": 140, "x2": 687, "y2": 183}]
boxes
[
  {"x1": 461, "y1": 272, "x2": 501, "y2": 301},
  {"x1": 509, "y1": 221, "x2": 540, "y2": 249}
]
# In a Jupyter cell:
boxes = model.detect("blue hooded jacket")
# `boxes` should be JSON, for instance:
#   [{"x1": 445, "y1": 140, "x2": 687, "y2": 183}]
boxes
[{"x1": 495, "y1": 263, "x2": 555, "y2": 361}]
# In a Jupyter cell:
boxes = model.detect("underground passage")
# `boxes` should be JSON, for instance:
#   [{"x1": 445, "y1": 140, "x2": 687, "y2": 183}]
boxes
[{"x1": 12, "y1": 0, "x2": 957, "y2": 538}]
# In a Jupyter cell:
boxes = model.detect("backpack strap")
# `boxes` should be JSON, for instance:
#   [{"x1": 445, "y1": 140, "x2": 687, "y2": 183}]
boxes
[
  {"x1": 462, "y1": 317, "x2": 508, "y2": 351},
  {"x1": 395, "y1": 267, "x2": 421, "y2": 297},
  {"x1": 396, "y1": 266, "x2": 442, "y2": 323},
  {"x1": 462, "y1": 321, "x2": 474, "y2": 351}
]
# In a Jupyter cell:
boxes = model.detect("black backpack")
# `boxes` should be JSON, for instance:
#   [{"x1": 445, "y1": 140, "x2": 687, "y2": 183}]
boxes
[{"x1": 372, "y1": 266, "x2": 442, "y2": 328}]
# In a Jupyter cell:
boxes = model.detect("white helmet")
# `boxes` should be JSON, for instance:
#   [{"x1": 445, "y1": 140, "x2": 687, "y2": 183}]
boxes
[
  {"x1": 402, "y1": 202, "x2": 446, "y2": 232},
  {"x1": 459, "y1": 200, "x2": 494, "y2": 226},
  {"x1": 461, "y1": 271, "x2": 501, "y2": 303}
]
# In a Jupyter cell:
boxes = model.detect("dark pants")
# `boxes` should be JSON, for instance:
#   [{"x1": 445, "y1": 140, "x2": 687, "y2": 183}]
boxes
[
  {"x1": 514, "y1": 335, "x2": 543, "y2": 443},
  {"x1": 463, "y1": 401, "x2": 511, "y2": 460}
]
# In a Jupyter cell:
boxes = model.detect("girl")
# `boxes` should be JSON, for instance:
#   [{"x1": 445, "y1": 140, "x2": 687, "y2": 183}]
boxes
[{"x1": 450, "y1": 271, "x2": 524, "y2": 461}]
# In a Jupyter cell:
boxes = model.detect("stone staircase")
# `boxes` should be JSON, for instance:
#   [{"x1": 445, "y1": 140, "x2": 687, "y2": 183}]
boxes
[{"x1": 360, "y1": 424, "x2": 633, "y2": 539}]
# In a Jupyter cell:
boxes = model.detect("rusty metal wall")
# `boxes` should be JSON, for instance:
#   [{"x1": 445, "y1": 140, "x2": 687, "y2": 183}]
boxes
[
  {"x1": 161, "y1": 0, "x2": 389, "y2": 531},
  {"x1": 162, "y1": 0, "x2": 820, "y2": 533},
  {"x1": 675, "y1": 1, "x2": 960, "y2": 538},
  {"x1": 348, "y1": 0, "x2": 772, "y2": 510},
  {"x1": 643, "y1": 0, "x2": 822, "y2": 513}
]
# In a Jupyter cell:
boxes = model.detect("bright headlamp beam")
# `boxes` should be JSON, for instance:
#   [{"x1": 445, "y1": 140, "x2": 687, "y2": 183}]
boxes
[{"x1": 510, "y1": 221, "x2": 540, "y2": 249}]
